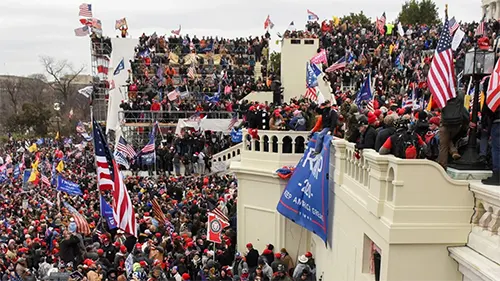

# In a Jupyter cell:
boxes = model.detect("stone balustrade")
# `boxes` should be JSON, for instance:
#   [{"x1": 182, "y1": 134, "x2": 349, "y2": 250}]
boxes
[
  {"x1": 467, "y1": 181, "x2": 500, "y2": 265},
  {"x1": 332, "y1": 139, "x2": 474, "y2": 243},
  {"x1": 211, "y1": 143, "x2": 242, "y2": 163}
]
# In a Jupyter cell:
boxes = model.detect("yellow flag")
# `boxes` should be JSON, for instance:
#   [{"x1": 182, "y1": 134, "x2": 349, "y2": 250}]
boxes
[
  {"x1": 480, "y1": 91, "x2": 485, "y2": 110},
  {"x1": 464, "y1": 94, "x2": 471, "y2": 110},
  {"x1": 28, "y1": 143, "x2": 37, "y2": 153},
  {"x1": 426, "y1": 95, "x2": 433, "y2": 111},
  {"x1": 56, "y1": 160, "x2": 64, "y2": 173},
  {"x1": 55, "y1": 132, "x2": 60, "y2": 141},
  {"x1": 28, "y1": 160, "x2": 39, "y2": 182},
  {"x1": 333, "y1": 16, "x2": 340, "y2": 27}
]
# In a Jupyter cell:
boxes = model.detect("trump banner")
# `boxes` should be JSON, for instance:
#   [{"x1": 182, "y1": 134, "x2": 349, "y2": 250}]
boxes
[
  {"x1": 207, "y1": 212, "x2": 229, "y2": 244},
  {"x1": 56, "y1": 175, "x2": 83, "y2": 196},
  {"x1": 277, "y1": 134, "x2": 332, "y2": 243}
]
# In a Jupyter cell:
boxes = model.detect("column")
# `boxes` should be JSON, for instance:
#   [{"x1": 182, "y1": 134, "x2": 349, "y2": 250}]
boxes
[
  {"x1": 484, "y1": 5, "x2": 489, "y2": 18},
  {"x1": 491, "y1": 2, "x2": 497, "y2": 19},
  {"x1": 497, "y1": 0, "x2": 500, "y2": 19}
]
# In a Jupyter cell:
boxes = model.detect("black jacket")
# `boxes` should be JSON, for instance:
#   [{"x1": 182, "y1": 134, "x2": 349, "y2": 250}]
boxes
[
  {"x1": 375, "y1": 127, "x2": 396, "y2": 152},
  {"x1": 320, "y1": 107, "x2": 338, "y2": 133},
  {"x1": 246, "y1": 248, "x2": 260, "y2": 268},
  {"x1": 356, "y1": 126, "x2": 377, "y2": 150}
]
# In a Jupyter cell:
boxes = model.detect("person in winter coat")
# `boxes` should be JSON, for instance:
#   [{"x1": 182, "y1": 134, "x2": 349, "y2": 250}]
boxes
[
  {"x1": 289, "y1": 110, "x2": 307, "y2": 131},
  {"x1": 292, "y1": 255, "x2": 311, "y2": 279},
  {"x1": 375, "y1": 114, "x2": 397, "y2": 151},
  {"x1": 311, "y1": 101, "x2": 338, "y2": 155},
  {"x1": 279, "y1": 248, "x2": 294, "y2": 277},
  {"x1": 245, "y1": 243, "x2": 260, "y2": 272},
  {"x1": 356, "y1": 114, "x2": 377, "y2": 150},
  {"x1": 270, "y1": 253, "x2": 286, "y2": 273},
  {"x1": 257, "y1": 257, "x2": 273, "y2": 280}
]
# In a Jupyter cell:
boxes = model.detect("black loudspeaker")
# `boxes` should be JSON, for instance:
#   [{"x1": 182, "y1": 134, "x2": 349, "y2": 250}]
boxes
[{"x1": 373, "y1": 252, "x2": 381, "y2": 281}]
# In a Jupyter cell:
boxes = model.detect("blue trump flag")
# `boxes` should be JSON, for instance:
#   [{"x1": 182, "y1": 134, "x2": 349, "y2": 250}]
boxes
[
  {"x1": 355, "y1": 75, "x2": 372, "y2": 107},
  {"x1": 56, "y1": 175, "x2": 82, "y2": 196},
  {"x1": 100, "y1": 196, "x2": 117, "y2": 229},
  {"x1": 114, "y1": 58, "x2": 125, "y2": 76},
  {"x1": 276, "y1": 134, "x2": 332, "y2": 243}
]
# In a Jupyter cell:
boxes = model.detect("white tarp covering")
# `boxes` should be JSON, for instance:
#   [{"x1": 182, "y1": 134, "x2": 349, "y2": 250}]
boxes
[
  {"x1": 107, "y1": 38, "x2": 139, "y2": 135},
  {"x1": 175, "y1": 118, "x2": 241, "y2": 135}
]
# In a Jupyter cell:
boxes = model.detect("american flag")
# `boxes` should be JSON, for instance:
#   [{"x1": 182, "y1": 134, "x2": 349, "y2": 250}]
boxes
[
  {"x1": 487, "y1": 58, "x2": 500, "y2": 112},
  {"x1": 264, "y1": 15, "x2": 275, "y2": 30},
  {"x1": 449, "y1": 17, "x2": 459, "y2": 35},
  {"x1": 93, "y1": 121, "x2": 137, "y2": 237},
  {"x1": 74, "y1": 26, "x2": 90, "y2": 37},
  {"x1": 307, "y1": 9, "x2": 319, "y2": 21},
  {"x1": 151, "y1": 198, "x2": 166, "y2": 224},
  {"x1": 475, "y1": 15, "x2": 486, "y2": 37},
  {"x1": 92, "y1": 120, "x2": 115, "y2": 191},
  {"x1": 111, "y1": 160, "x2": 137, "y2": 237},
  {"x1": 304, "y1": 87, "x2": 318, "y2": 101},
  {"x1": 96, "y1": 56, "x2": 110, "y2": 75},
  {"x1": 209, "y1": 207, "x2": 229, "y2": 224},
  {"x1": 79, "y1": 3, "x2": 92, "y2": 18},
  {"x1": 227, "y1": 112, "x2": 238, "y2": 130},
  {"x1": 171, "y1": 25, "x2": 181, "y2": 35},
  {"x1": 376, "y1": 12, "x2": 386, "y2": 34},
  {"x1": 427, "y1": 14, "x2": 456, "y2": 109},
  {"x1": 140, "y1": 123, "x2": 156, "y2": 154},
  {"x1": 325, "y1": 57, "x2": 347, "y2": 73},
  {"x1": 116, "y1": 136, "x2": 136, "y2": 159},
  {"x1": 41, "y1": 174, "x2": 50, "y2": 187},
  {"x1": 187, "y1": 66, "x2": 196, "y2": 80},
  {"x1": 63, "y1": 202, "x2": 91, "y2": 236}
]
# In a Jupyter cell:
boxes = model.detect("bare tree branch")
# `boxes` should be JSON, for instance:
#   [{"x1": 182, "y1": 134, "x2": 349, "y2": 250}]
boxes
[{"x1": 40, "y1": 55, "x2": 85, "y2": 102}]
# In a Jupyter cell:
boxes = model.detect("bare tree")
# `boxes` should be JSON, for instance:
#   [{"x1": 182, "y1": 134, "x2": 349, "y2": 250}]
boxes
[
  {"x1": 0, "y1": 75, "x2": 26, "y2": 115},
  {"x1": 40, "y1": 56, "x2": 85, "y2": 102},
  {"x1": 25, "y1": 74, "x2": 54, "y2": 104}
]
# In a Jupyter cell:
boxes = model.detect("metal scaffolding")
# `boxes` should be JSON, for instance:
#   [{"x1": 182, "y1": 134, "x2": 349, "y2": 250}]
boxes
[{"x1": 90, "y1": 36, "x2": 112, "y2": 122}]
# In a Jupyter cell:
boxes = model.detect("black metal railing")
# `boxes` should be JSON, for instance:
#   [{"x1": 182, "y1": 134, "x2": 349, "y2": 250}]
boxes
[{"x1": 119, "y1": 110, "x2": 233, "y2": 124}]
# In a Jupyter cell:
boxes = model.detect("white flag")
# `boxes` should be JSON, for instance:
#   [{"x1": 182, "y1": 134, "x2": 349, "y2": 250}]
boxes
[
  {"x1": 397, "y1": 22, "x2": 405, "y2": 37},
  {"x1": 452, "y1": 29, "x2": 465, "y2": 51},
  {"x1": 78, "y1": 86, "x2": 93, "y2": 98}
]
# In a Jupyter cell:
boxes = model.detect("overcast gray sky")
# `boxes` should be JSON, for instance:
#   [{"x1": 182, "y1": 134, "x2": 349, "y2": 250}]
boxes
[{"x1": 0, "y1": 0, "x2": 481, "y2": 76}]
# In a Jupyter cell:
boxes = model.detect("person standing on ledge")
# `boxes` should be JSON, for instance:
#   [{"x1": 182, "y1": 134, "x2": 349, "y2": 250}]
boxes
[
  {"x1": 481, "y1": 92, "x2": 500, "y2": 186},
  {"x1": 311, "y1": 100, "x2": 338, "y2": 155}
]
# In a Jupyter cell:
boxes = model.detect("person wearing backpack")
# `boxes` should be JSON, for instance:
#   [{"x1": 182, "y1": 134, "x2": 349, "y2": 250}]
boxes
[
  {"x1": 379, "y1": 117, "x2": 427, "y2": 159},
  {"x1": 438, "y1": 97, "x2": 470, "y2": 169}
]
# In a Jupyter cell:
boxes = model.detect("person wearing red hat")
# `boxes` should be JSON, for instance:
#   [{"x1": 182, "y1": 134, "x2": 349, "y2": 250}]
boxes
[
  {"x1": 181, "y1": 273, "x2": 191, "y2": 280},
  {"x1": 245, "y1": 243, "x2": 259, "y2": 272},
  {"x1": 424, "y1": 116, "x2": 441, "y2": 161}
]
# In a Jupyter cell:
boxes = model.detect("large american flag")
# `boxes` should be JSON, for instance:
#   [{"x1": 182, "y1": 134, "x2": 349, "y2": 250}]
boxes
[
  {"x1": 63, "y1": 202, "x2": 91, "y2": 236},
  {"x1": 116, "y1": 136, "x2": 136, "y2": 159},
  {"x1": 151, "y1": 198, "x2": 166, "y2": 224},
  {"x1": 427, "y1": 14, "x2": 456, "y2": 109},
  {"x1": 79, "y1": 3, "x2": 92, "y2": 17},
  {"x1": 93, "y1": 120, "x2": 115, "y2": 191},
  {"x1": 304, "y1": 87, "x2": 318, "y2": 101},
  {"x1": 93, "y1": 121, "x2": 137, "y2": 237},
  {"x1": 187, "y1": 66, "x2": 196, "y2": 80},
  {"x1": 487, "y1": 58, "x2": 500, "y2": 112},
  {"x1": 448, "y1": 17, "x2": 459, "y2": 35}
]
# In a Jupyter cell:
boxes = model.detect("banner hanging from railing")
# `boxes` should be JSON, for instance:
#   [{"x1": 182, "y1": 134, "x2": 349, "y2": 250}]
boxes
[{"x1": 276, "y1": 134, "x2": 332, "y2": 243}]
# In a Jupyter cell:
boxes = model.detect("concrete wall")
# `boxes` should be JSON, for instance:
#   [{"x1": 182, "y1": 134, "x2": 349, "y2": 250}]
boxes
[
  {"x1": 281, "y1": 38, "x2": 319, "y2": 102},
  {"x1": 233, "y1": 133, "x2": 475, "y2": 281}
]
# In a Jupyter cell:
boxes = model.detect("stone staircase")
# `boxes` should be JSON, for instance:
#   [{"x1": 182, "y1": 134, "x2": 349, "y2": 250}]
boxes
[{"x1": 254, "y1": 61, "x2": 262, "y2": 81}]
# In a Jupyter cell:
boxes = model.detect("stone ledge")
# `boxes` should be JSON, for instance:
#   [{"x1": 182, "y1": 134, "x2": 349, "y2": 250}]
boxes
[
  {"x1": 447, "y1": 168, "x2": 492, "y2": 180},
  {"x1": 449, "y1": 246, "x2": 500, "y2": 281}
]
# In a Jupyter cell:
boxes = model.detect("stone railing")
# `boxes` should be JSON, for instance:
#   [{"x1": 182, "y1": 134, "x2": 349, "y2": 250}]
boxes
[
  {"x1": 333, "y1": 139, "x2": 474, "y2": 243},
  {"x1": 211, "y1": 143, "x2": 243, "y2": 163},
  {"x1": 231, "y1": 130, "x2": 309, "y2": 173},
  {"x1": 467, "y1": 182, "x2": 500, "y2": 265}
]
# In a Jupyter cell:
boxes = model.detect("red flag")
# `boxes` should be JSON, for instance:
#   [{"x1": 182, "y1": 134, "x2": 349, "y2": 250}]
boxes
[{"x1": 207, "y1": 213, "x2": 229, "y2": 244}]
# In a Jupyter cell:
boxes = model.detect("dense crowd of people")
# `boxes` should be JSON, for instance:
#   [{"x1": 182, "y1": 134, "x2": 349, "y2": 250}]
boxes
[{"x1": 122, "y1": 33, "x2": 275, "y2": 120}]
